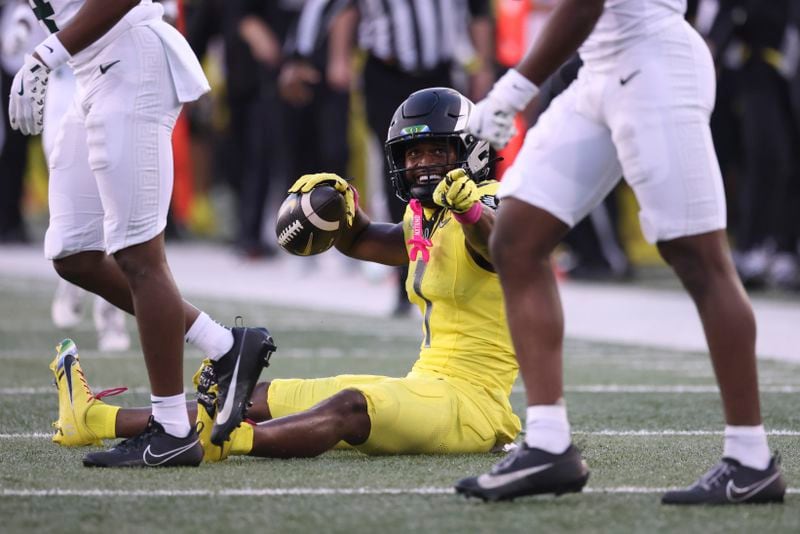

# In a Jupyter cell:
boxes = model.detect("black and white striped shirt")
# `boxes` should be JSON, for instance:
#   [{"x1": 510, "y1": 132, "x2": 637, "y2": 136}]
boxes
[{"x1": 295, "y1": 0, "x2": 488, "y2": 74}]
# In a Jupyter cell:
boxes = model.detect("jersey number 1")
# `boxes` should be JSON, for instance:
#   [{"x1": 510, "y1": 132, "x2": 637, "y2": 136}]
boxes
[{"x1": 32, "y1": 0, "x2": 59, "y2": 33}]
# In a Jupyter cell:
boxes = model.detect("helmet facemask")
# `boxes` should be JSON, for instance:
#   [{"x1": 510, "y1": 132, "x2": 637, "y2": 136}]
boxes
[
  {"x1": 388, "y1": 137, "x2": 465, "y2": 207},
  {"x1": 385, "y1": 88, "x2": 492, "y2": 206}
]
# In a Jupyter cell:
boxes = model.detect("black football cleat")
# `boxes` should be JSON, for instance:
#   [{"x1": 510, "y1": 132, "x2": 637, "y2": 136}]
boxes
[
  {"x1": 210, "y1": 326, "x2": 276, "y2": 445},
  {"x1": 455, "y1": 443, "x2": 590, "y2": 501},
  {"x1": 82, "y1": 416, "x2": 203, "y2": 467},
  {"x1": 662, "y1": 455, "x2": 786, "y2": 505}
]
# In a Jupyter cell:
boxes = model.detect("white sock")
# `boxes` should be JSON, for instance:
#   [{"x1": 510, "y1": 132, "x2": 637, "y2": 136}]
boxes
[
  {"x1": 151, "y1": 393, "x2": 191, "y2": 437},
  {"x1": 723, "y1": 425, "x2": 771, "y2": 470},
  {"x1": 524, "y1": 403, "x2": 571, "y2": 454},
  {"x1": 185, "y1": 312, "x2": 234, "y2": 361}
]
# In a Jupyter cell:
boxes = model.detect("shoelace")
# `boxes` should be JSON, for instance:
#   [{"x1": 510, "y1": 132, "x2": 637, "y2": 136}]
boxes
[
  {"x1": 94, "y1": 387, "x2": 127, "y2": 400},
  {"x1": 116, "y1": 417, "x2": 160, "y2": 451},
  {"x1": 697, "y1": 461, "x2": 735, "y2": 490},
  {"x1": 196, "y1": 364, "x2": 218, "y2": 414},
  {"x1": 491, "y1": 445, "x2": 526, "y2": 474},
  {"x1": 53, "y1": 362, "x2": 126, "y2": 402},
  {"x1": 75, "y1": 368, "x2": 93, "y2": 399}
]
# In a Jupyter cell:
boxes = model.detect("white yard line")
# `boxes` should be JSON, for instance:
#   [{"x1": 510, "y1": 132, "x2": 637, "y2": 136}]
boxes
[
  {"x1": 571, "y1": 430, "x2": 800, "y2": 436},
  {"x1": 0, "y1": 386, "x2": 181, "y2": 395},
  {"x1": 0, "y1": 487, "x2": 796, "y2": 497},
  {"x1": 0, "y1": 348, "x2": 392, "y2": 360},
  {"x1": 515, "y1": 385, "x2": 800, "y2": 394},
  {"x1": 4, "y1": 429, "x2": 800, "y2": 440},
  {"x1": 4, "y1": 384, "x2": 800, "y2": 395}
]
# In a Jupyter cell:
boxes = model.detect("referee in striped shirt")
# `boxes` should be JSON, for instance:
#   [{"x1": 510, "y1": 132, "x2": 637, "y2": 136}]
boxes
[{"x1": 286, "y1": 0, "x2": 493, "y2": 315}]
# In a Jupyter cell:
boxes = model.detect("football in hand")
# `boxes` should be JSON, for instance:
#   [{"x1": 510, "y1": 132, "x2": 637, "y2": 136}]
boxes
[{"x1": 275, "y1": 185, "x2": 346, "y2": 256}]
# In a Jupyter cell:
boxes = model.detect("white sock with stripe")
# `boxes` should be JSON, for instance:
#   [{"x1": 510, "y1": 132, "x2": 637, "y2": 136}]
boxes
[
  {"x1": 185, "y1": 312, "x2": 234, "y2": 361},
  {"x1": 723, "y1": 425, "x2": 770, "y2": 470},
  {"x1": 524, "y1": 403, "x2": 571, "y2": 454},
  {"x1": 151, "y1": 393, "x2": 191, "y2": 437}
]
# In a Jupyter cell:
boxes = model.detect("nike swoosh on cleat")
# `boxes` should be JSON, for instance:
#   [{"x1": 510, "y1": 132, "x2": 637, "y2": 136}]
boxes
[
  {"x1": 725, "y1": 471, "x2": 782, "y2": 502},
  {"x1": 44, "y1": 44, "x2": 54, "y2": 53},
  {"x1": 215, "y1": 331, "x2": 247, "y2": 425},
  {"x1": 17, "y1": 80, "x2": 24, "y2": 96},
  {"x1": 99, "y1": 60, "x2": 121, "y2": 75},
  {"x1": 142, "y1": 439, "x2": 200, "y2": 466},
  {"x1": 476, "y1": 463, "x2": 554, "y2": 489}
]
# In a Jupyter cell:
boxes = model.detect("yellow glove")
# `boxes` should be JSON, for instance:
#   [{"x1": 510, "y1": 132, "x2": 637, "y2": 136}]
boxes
[
  {"x1": 433, "y1": 169, "x2": 480, "y2": 213},
  {"x1": 288, "y1": 172, "x2": 356, "y2": 226}
]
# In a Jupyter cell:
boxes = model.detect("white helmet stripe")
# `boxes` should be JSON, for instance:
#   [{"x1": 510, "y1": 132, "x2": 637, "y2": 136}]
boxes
[{"x1": 454, "y1": 94, "x2": 471, "y2": 131}]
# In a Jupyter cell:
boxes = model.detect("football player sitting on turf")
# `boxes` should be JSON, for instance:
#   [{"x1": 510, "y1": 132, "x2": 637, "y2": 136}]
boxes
[{"x1": 50, "y1": 87, "x2": 522, "y2": 460}]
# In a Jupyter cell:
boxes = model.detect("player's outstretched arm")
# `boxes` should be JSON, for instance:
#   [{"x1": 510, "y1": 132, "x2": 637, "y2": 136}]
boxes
[
  {"x1": 287, "y1": 173, "x2": 407, "y2": 265},
  {"x1": 335, "y1": 209, "x2": 408, "y2": 267}
]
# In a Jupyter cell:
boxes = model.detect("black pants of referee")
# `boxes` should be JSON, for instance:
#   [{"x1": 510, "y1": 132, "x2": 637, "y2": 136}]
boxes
[
  {"x1": 281, "y1": 82, "x2": 350, "y2": 187},
  {"x1": 735, "y1": 57, "x2": 800, "y2": 254}
]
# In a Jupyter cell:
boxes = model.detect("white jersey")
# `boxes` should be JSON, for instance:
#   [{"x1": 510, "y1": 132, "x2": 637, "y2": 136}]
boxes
[
  {"x1": 26, "y1": 0, "x2": 158, "y2": 33},
  {"x1": 579, "y1": 0, "x2": 687, "y2": 66},
  {"x1": 23, "y1": 0, "x2": 208, "y2": 101},
  {"x1": 25, "y1": 0, "x2": 162, "y2": 64}
]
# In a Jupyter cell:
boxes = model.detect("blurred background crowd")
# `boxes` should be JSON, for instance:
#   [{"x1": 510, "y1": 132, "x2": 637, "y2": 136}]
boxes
[{"x1": 1, "y1": 0, "x2": 799, "y2": 318}]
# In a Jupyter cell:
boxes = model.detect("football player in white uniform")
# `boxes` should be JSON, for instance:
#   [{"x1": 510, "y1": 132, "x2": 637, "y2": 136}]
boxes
[
  {"x1": 1, "y1": 0, "x2": 130, "y2": 351},
  {"x1": 456, "y1": 0, "x2": 786, "y2": 504},
  {"x1": 7, "y1": 0, "x2": 276, "y2": 467}
]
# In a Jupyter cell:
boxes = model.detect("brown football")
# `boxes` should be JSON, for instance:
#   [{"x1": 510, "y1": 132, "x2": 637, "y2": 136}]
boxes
[{"x1": 275, "y1": 185, "x2": 346, "y2": 256}]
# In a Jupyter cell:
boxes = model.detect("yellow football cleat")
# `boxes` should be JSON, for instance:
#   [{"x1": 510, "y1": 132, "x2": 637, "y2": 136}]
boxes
[
  {"x1": 194, "y1": 359, "x2": 231, "y2": 462},
  {"x1": 197, "y1": 400, "x2": 233, "y2": 463},
  {"x1": 194, "y1": 358, "x2": 255, "y2": 462},
  {"x1": 50, "y1": 339, "x2": 104, "y2": 446}
]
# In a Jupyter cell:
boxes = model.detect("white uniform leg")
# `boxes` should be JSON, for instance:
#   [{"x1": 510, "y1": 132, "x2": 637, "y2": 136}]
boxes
[
  {"x1": 498, "y1": 71, "x2": 623, "y2": 226},
  {"x1": 78, "y1": 25, "x2": 181, "y2": 254},
  {"x1": 42, "y1": 67, "x2": 77, "y2": 161},
  {"x1": 605, "y1": 20, "x2": 727, "y2": 243},
  {"x1": 44, "y1": 99, "x2": 106, "y2": 260}
]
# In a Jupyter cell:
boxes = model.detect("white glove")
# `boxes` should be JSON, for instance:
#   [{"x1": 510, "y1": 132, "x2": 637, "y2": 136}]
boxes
[
  {"x1": 8, "y1": 54, "x2": 51, "y2": 136},
  {"x1": 468, "y1": 69, "x2": 539, "y2": 149},
  {"x1": 469, "y1": 97, "x2": 519, "y2": 150}
]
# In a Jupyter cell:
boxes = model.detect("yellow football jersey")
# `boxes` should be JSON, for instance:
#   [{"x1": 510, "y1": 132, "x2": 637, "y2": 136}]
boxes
[
  {"x1": 403, "y1": 181, "x2": 518, "y2": 397},
  {"x1": 265, "y1": 180, "x2": 521, "y2": 454}
]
